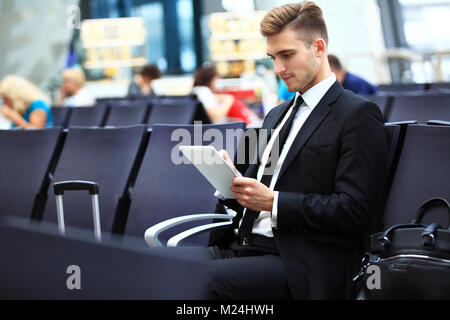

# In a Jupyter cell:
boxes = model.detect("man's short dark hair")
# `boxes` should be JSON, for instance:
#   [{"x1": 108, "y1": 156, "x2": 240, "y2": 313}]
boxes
[
  {"x1": 260, "y1": 1, "x2": 328, "y2": 47},
  {"x1": 328, "y1": 54, "x2": 343, "y2": 71},
  {"x1": 140, "y1": 64, "x2": 162, "y2": 79}
]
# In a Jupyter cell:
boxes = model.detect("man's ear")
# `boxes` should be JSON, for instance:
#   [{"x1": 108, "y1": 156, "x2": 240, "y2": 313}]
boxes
[{"x1": 314, "y1": 39, "x2": 327, "y2": 57}]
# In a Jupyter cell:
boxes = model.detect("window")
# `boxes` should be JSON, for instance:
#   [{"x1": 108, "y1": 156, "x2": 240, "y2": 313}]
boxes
[
  {"x1": 400, "y1": 0, "x2": 450, "y2": 81},
  {"x1": 400, "y1": 0, "x2": 450, "y2": 50},
  {"x1": 177, "y1": 0, "x2": 196, "y2": 72},
  {"x1": 85, "y1": 0, "x2": 200, "y2": 75},
  {"x1": 132, "y1": 3, "x2": 167, "y2": 72}
]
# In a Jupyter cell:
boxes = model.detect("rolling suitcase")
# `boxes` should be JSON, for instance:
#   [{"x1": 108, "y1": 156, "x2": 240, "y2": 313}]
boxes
[{"x1": 53, "y1": 181, "x2": 101, "y2": 241}]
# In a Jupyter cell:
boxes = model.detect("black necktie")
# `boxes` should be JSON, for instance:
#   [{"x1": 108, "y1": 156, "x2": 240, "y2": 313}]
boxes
[{"x1": 237, "y1": 96, "x2": 304, "y2": 241}]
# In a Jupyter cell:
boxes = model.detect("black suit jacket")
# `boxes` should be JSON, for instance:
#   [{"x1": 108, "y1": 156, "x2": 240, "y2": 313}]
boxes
[{"x1": 211, "y1": 81, "x2": 389, "y2": 299}]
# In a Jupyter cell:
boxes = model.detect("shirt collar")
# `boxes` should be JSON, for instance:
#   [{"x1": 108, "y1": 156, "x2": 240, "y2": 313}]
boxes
[{"x1": 294, "y1": 73, "x2": 336, "y2": 110}]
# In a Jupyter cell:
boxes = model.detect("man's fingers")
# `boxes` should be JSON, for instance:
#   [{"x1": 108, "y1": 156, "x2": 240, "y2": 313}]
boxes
[
  {"x1": 232, "y1": 177, "x2": 257, "y2": 187},
  {"x1": 231, "y1": 188, "x2": 248, "y2": 198},
  {"x1": 218, "y1": 149, "x2": 230, "y2": 160},
  {"x1": 219, "y1": 149, "x2": 235, "y2": 167}
]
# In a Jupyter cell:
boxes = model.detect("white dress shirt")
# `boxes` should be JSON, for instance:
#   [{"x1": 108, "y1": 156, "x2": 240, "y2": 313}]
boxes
[{"x1": 249, "y1": 73, "x2": 337, "y2": 238}]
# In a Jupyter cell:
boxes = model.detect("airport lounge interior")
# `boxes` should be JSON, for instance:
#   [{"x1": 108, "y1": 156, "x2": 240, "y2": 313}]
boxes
[{"x1": 0, "y1": 0, "x2": 449, "y2": 303}]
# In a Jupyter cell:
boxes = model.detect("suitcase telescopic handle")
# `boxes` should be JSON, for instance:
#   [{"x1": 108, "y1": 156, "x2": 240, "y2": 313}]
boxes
[
  {"x1": 53, "y1": 181, "x2": 101, "y2": 242},
  {"x1": 54, "y1": 181, "x2": 99, "y2": 195}
]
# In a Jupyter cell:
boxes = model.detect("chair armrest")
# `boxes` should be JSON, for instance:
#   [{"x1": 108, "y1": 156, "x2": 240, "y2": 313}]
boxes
[
  {"x1": 385, "y1": 120, "x2": 418, "y2": 126},
  {"x1": 144, "y1": 214, "x2": 233, "y2": 247},
  {"x1": 167, "y1": 221, "x2": 233, "y2": 247},
  {"x1": 427, "y1": 120, "x2": 450, "y2": 126}
]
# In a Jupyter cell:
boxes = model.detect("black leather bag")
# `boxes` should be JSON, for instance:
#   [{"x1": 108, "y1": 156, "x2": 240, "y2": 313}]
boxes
[{"x1": 354, "y1": 198, "x2": 450, "y2": 300}]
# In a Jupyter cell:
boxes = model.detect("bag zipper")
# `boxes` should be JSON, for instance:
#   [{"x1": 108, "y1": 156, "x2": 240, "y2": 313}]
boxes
[{"x1": 381, "y1": 254, "x2": 450, "y2": 264}]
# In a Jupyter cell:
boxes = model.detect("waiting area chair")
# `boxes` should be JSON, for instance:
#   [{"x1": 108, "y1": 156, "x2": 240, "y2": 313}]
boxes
[
  {"x1": 429, "y1": 82, "x2": 450, "y2": 91},
  {"x1": 51, "y1": 107, "x2": 72, "y2": 128},
  {"x1": 124, "y1": 122, "x2": 246, "y2": 246},
  {"x1": 103, "y1": 103, "x2": 150, "y2": 127},
  {"x1": 0, "y1": 215, "x2": 207, "y2": 299},
  {"x1": 41, "y1": 125, "x2": 148, "y2": 238},
  {"x1": 378, "y1": 83, "x2": 428, "y2": 94},
  {"x1": 381, "y1": 124, "x2": 450, "y2": 228},
  {"x1": 146, "y1": 100, "x2": 211, "y2": 127},
  {"x1": 66, "y1": 105, "x2": 108, "y2": 127},
  {"x1": 386, "y1": 94, "x2": 450, "y2": 124},
  {"x1": 0, "y1": 128, "x2": 63, "y2": 219}
]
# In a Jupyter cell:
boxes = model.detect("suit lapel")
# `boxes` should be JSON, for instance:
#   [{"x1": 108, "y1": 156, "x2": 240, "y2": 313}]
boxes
[
  {"x1": 244, "y1": 98, "x2": 295, "y2": 178},
  {"x1": 276, "y1": 81, "x2": 343, "y2": 183},
  {"x1": 244, "y1": 81, "x2": 344, "y2": 181}
]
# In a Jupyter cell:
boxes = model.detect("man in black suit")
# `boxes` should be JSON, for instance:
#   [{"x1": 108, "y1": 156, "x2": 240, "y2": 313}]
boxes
[{"x1": 201, "y1": 1, "x2": 389, "y2": 300}]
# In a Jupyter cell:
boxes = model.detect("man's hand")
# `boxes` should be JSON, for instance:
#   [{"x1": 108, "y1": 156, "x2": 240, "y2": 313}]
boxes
[
  {"x1": 218, "y1": 150, "x2": 274, "y2": 211},
  {"x1": 218, "y1": 149, "x2": 236, "y2": 170},
  {"x1": 231, "y1": 177, "x2": 275, "y2": 212}
]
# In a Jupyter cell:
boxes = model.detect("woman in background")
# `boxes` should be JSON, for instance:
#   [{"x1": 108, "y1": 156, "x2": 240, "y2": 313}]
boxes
[
  {"x1": 128, "y1": 64, "x2": 162, "y2": 97},
  {"x1": 192, "y1": 65, "x2": 255, "y2": 125},
  {"x1": 0, "y1": 75, "x2": 53, "y2": 129}
]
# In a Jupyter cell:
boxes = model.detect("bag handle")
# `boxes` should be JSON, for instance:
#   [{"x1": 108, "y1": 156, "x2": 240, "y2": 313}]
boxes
[
  {"x1": 412, "y1": 198, "x2": 450, "y2": 229},
  {"x1": 377, "y1": 223, "x2": 426, "y2": 248},
  {"x1": 422, "y1": 223, "x2": 441, "y2": 248}
]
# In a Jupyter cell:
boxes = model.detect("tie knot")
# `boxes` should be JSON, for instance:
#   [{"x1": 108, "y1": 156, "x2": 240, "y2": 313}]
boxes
[{"x1": 292, "y1": 95, "x2": 304, "y2": 112}]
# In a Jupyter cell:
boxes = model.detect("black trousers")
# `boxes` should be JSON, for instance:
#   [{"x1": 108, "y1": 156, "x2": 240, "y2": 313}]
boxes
[
  {"x1": 204, "y1": 244, "x2": 292, "y2": 300},
  {"x1": 149, "y1": 240, "x2": 292, "y2": 300}
]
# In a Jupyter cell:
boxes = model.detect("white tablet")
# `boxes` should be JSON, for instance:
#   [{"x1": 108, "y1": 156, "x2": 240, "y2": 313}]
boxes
[{"x1": 179, "y1": 146, "x2": 241, "y2": 199}]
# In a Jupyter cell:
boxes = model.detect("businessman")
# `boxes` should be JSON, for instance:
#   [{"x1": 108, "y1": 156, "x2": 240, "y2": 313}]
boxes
[{"x1": 198, "y1": 1, "x2": 389, "y2": 300}]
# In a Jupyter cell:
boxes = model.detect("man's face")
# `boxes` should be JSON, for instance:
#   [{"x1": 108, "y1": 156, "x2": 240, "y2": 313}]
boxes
[
  {"x1": 267, "y1": 28, "x2": 320, "y2": 94},
  {"x1": 62, "y1": 79, "x2": 79, "y2": 96}
]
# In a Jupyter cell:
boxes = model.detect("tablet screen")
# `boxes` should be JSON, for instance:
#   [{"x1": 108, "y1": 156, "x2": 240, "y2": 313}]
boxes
[{"x1": 179, "y1": 146, "x2": 241, "y2": 199}]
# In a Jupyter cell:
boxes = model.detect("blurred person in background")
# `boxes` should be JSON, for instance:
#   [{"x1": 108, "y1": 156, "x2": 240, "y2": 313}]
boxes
[
  {"x1": 59, "y1": 67, "x2": 96, "y2": 107},
  {"x1": 0, "y1": 75, "x2": 53, "y2": 129},
  {"x1": 128, "y1": 64, "x2": 162, "y2": 97},
  {"x1": 328, "y1": 54, "x2": 378, "y2": 95},
  {"x1": 192, "y1": 65, "x2": 255, "y2": 125}
]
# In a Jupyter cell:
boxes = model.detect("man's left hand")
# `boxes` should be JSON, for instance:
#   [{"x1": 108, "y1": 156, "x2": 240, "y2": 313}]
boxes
[{"x1": 231, "y1": 177, "x2": 275, "y2": 212}]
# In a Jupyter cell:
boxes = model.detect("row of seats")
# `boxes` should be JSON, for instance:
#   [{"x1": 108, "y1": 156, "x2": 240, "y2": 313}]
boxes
[
  {"x1": 0, "y1": 122, "x2": 449, "y2": 299},
  {"x1": 52, "y1": 95, "x2": 211, "y2": 128},
  {"x1": 0, "y1": 123, "x2": 245, "y2": 246},
  {"x1": 377, "y1": 82, "x2": 450, "y2": 93},
  {"x1": 52, "y1": 92, "x2": 449, "y2": 131},
  {"x1": 365, "y1": 92, "x2": 450, "y2": 124},
  {"x1": 1, "y1": 122, "x2": 449, "y2": 244},
  {"x1": 0, "y1": 215, "x2": 208, "y2": 299}
]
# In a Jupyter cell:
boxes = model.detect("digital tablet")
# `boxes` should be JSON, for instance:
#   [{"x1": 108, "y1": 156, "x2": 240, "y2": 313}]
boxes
[{"x1": 179, "y1": 146, "x2": 241, "y2": 199}]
